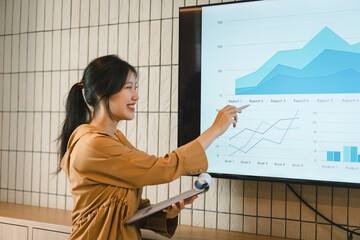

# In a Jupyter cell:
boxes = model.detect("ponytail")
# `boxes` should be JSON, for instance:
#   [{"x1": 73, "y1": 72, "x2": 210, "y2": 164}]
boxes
[
  {"x1": 56, "y1": 55, "x2": 137, "y2": 174},
  {"x1": 56, "y1": 82, "x2": 91, "y2": 173}
]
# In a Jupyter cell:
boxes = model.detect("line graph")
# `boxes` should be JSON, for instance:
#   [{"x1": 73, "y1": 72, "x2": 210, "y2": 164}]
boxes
[{"x1": 228, "y1": 110, "x2": 299, "y2": 156}]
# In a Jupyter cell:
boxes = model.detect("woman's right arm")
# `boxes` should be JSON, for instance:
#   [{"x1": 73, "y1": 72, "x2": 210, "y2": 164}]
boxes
[
  {"x1": 196, "y1": 105, "x2": 242, "y2": 150},
  {"x1": 71, "y1": 105, "x2": 242, "y2": 188}
]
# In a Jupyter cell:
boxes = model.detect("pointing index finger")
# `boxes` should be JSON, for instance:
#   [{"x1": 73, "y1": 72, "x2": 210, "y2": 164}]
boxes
[{"x1": 238, "y1": 104, "x2": 250, "y2": 110}]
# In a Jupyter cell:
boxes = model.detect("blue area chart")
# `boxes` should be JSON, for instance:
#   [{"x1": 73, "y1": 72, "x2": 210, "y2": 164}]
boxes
[{"x1": 235, "y1": 27, "x2": 360, "y2": 95}]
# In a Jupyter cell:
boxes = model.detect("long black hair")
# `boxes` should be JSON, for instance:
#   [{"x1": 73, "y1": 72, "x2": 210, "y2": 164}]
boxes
[{"x1": 57, "y1": 55, "x2": 137, "y2": 173}]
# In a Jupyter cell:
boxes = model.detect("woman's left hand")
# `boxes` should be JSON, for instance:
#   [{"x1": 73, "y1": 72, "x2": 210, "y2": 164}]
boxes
[{"x1": 163, "y1": 195, "x2": 198, "y2": 219}]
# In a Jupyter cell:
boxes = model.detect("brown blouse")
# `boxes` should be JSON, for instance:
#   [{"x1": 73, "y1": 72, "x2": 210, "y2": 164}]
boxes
[{"x1": 61, "y1": 124, "x2": 208, "y2": 239}]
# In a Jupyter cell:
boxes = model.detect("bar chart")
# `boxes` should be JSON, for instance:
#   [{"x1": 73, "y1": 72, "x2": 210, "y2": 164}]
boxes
[{"x1": 327, "y1": 147, "x2": 360, "y2": 162}]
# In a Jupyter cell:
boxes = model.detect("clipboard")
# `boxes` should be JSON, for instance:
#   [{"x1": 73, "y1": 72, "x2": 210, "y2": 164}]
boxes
[{"x1": 126, "y1": 173, "x2": 212, "y2": 224}]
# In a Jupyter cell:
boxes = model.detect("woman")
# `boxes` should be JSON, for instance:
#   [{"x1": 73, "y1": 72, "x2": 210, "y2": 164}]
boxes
[{"x1": 58, "y1": 55, "x2": 242, "y2": 239}]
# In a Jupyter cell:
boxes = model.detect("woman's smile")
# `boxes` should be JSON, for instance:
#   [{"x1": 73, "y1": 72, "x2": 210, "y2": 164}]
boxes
[{"x1": 127, "y1": 103, "x2": 136, "y2": 112}]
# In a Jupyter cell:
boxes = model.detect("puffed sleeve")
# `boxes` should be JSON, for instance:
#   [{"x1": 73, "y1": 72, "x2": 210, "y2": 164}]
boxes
[{"x1": 70, "y1": 132, "x2": 208, "y2": 188}]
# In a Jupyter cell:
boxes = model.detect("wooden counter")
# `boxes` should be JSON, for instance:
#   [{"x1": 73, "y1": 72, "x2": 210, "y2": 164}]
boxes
[
  {"x1": 0, "y1": 202, "x2": 72, "y2": 240},
  {"x1": 0, "y1": 202, "x2": 290, "y2": 240},
  {"x1": 142, "y1": 225, "x2": 291, "y2": 240},
  {"x1": 0, "y1": 201, "x2": 72, "y2": 229}
]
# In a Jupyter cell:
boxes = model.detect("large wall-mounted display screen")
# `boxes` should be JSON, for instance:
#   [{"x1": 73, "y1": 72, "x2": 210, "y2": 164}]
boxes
[{"x1": 179, "y1": 0, "x2": 360, "y2": 186}]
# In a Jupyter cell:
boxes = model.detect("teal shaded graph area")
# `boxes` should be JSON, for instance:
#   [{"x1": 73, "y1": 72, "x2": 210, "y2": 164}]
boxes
[{"x1": 235, "y1": 27, "x2": 360, "y2": 95}]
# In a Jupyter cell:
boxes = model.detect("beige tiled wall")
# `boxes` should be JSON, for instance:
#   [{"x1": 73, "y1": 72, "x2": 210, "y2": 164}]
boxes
[{"x1": 1, "y1": 0, "x2": 360, "y2": 239}]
